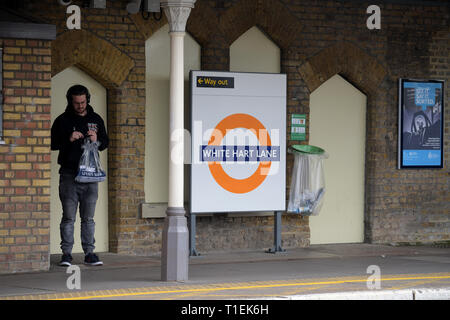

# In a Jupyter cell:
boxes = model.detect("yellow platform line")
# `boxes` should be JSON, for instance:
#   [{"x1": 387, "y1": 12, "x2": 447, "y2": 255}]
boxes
[{"x1": 2, "y1": 273, "x2": 450, "y2": 300}]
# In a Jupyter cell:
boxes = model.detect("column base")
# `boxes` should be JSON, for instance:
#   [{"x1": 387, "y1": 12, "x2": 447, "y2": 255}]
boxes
[{"x1": 161, "y1": 206, "x2": 189, "y2": 281}]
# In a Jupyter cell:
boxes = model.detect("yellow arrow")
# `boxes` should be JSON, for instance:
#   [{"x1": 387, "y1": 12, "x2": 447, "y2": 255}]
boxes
[{"x1": 197, "y1": 78, "x2": 204, "y2": 84}]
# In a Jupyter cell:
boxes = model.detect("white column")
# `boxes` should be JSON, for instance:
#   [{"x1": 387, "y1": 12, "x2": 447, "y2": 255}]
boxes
[
  {"x1": 160, "y1": 0, "x2": 195, "y2": 282},
  {"x1": 168, "y1": 31, "x2": 185, "y2": 208}
]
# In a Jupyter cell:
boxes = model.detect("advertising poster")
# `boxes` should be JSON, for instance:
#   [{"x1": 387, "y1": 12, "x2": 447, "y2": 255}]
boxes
[
  {"x1": 398, "y1": 79, "x2": 444, "y2": 168},
  {"x1": 190, "y1": 71, "x2": 286, "y2": 213}
]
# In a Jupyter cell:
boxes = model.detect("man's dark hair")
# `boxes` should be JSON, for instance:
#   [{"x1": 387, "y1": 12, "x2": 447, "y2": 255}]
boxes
[{"x1": 66, "y1": 84, "x2": 91, "y2": 106}]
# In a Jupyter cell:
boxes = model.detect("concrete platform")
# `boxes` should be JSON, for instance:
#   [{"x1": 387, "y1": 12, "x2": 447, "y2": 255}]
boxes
[{"x1": 0, "y1": 243, "x2": 449, "y2": 300}]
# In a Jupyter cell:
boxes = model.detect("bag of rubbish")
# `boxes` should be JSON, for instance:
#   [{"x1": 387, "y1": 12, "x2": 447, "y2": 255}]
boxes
[
  {"x1": 287, "y1": 145, "x2": 327, "y2": 216},
  {"x1": 75, "y1": 138, "x2": 106, "y2": 183}
]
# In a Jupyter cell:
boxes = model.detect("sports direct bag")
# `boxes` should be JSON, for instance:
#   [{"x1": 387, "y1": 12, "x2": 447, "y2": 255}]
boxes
[{"x1": 75, "y1": 138, "x2": 106, "y2": 183}]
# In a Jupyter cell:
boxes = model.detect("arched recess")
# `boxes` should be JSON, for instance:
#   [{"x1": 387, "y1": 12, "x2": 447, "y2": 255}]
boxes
[
  {"x1": 297, "y1": 42, "x2": 387, "y2": 244},
  {"x1": 51, "y1": 30, "x2": 136, "y2": 253},
  {"x1": 230, "y1": 26, "x2": 280, "y2": 73},
  {"x1": 50, "y1": 66, "x2": 108, "y2": 254},
  {"x1": 309, "y1": 75, "x2": 367, "y2": 244}
]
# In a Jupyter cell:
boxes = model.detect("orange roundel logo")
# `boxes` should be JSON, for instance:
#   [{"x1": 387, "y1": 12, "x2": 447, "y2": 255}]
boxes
[{"x1": 207, "y1": 113, "x2": 272, "y2": 194}]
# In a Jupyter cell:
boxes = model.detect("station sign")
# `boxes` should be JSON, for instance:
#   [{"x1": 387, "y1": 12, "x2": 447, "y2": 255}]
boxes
[{"x1": 190, "y1": 71, "x2": 286, "y2": 213}]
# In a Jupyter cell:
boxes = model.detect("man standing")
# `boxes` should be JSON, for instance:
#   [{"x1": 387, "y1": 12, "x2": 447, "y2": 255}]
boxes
[{"x1": 51, "y1": 84, "x2": 109, "y2": 266}]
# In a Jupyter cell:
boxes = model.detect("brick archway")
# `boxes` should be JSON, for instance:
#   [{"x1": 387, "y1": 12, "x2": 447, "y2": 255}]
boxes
[
  {"x1": 129, "y1": 0, "x2": 301, "y2": 50},
  {"x1": 218, "y1": 0, "x2": 301, "y2": 49},
  {"x1": 129, "y1": 0, "x2": 302, "y2": 71},
  {"x1": 297, "y1": 41, "x2": 388, "y2": 244},
  {"x1": 51, "y1": 30, "x2": 134, "y2": 88},
  {"x1": 298, "y1": 41, "x2": 386, "y2": 95},
  {"x1": 51, "y1": 30, "x2": 137, "y2": 254}
]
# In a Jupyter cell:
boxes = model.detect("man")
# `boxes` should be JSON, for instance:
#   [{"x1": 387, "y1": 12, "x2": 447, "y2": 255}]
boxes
[{"x1": 51, "y1": 84, "x2": 109, "y2": 266}]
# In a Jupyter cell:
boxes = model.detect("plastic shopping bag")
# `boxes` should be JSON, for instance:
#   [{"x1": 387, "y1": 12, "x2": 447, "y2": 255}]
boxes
[
  {"x1": 287, "y1": 152, "x2": 327, "y2": 216},
  {"x1": 75, "y1": 138, "x2": 106, "y2": 183}
]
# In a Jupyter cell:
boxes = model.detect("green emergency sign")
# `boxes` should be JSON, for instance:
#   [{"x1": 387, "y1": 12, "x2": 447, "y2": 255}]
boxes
[{"x1": 291, "y1": 114, "x2": 306, "y2": 141}]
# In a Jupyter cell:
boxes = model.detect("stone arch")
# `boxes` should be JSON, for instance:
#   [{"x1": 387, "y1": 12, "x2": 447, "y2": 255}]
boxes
[
  {"x1": 51, "y1": 30, "x2": 135, "y2": 88},
  {"x1": 298, "y1": 42, "x2": 387, "y2": 95}
]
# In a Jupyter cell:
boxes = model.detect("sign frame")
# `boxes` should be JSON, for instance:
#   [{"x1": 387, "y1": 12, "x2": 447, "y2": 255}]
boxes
[
  {"x1": 398, "y1": 78, "x2": 445, "y2": 169},
  {"x1": 190, "y1": 70, "x2": 287, "y2": 214}
]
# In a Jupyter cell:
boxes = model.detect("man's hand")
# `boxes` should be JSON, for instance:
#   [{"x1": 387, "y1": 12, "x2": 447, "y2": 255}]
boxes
[
  {"x1": 87, "y1": 130, "x2": 97, "y2": 142},
  {"x1": 70, "y1": 131, "x2": 84, "y2": 142}
]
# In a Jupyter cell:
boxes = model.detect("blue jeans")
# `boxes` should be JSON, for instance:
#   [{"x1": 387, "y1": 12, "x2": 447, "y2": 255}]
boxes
[{"x1": 59, "y1": 174, "x2": 98, "y2": 255}]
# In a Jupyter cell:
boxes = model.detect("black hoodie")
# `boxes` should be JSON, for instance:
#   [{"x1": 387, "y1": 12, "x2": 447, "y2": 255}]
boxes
[{"x1": 51, "y1": 104, "x2": 109, "y2": 175}]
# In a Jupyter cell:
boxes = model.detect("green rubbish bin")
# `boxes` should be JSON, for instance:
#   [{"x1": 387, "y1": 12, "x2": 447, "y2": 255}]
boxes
[
  {"x1": 287, "y1": 144, "x2": 327, "y2": 215},
  {"x1": 289, "y1": 144, "x2": 325, "y2": 155}
]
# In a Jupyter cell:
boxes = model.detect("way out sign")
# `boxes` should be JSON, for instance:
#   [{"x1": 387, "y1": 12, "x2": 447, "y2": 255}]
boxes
[{"x1": 190, "y1": 71, "x2": 286, "y2": 213}]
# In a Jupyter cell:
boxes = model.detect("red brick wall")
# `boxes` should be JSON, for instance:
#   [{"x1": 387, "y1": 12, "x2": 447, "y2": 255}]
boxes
[{"x1": 0, "y1": 38, "x2": 52, "y2": 273}]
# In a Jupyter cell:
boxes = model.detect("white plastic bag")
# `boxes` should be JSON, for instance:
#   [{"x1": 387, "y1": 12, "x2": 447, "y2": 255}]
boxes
[
  {"x1": 287, "y1": 152, "x2": 327, "y2": 215},
  {"x1": 75, "y1": 138, "x2": 106, "y2": 183}
]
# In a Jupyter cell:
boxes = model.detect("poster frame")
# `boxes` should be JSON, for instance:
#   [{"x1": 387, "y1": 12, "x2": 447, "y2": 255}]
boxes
[{"x1": 398, "y1": 78, "x2": 445, "y2": 169}]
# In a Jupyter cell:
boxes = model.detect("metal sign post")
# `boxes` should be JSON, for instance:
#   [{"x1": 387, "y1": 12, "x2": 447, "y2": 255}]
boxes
[
  {"x1": 266, "y1": 211, "x2": 286, "y2": 253},
  {"x1": 189, "y1": 212, "x2": 199, "y2": 256}
]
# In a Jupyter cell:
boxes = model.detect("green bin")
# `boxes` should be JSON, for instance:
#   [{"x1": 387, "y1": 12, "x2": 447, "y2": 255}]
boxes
[{"x1": 289, "y1": 144, "x2": 325, "y2": 155}]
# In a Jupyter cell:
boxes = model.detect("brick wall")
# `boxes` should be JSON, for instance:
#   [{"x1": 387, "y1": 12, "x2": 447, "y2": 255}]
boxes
[
  {"x1": 367, "y1": 28, "x2": 450, "y2": 244},
  {"x1": 1, "y1": 0, "x2": 448, "y2": 273},
  {"x1": 188, "y1": 1, "x2": 448, "y2": 250},
  {"x1": 0, "y1": 38, "x2": 52, "y2": 273},
  {"x1": 136, "y1": 0, "x2": 449, "y2": 251}
]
